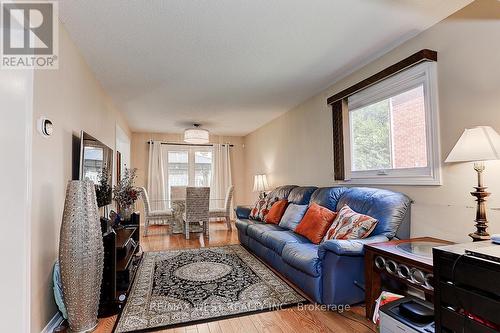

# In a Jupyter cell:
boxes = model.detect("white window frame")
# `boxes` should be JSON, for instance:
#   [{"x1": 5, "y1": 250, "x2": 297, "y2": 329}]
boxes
[
  {"x1": 343, "y1": 62, "x2": 441, "y2": 185},
  {"x1": 162, "y1": 145, "x2": 213, "y2": 188}
]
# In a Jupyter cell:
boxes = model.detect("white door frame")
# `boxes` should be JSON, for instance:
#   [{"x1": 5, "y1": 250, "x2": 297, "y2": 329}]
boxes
[{"x1": 0, "y1": 67, "x2": 33, "y2": 331}]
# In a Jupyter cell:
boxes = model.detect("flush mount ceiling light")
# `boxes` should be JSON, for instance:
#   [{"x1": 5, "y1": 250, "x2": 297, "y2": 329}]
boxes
[{"x1": 184, "y1": 124, "x2": 209, "y2": 144}]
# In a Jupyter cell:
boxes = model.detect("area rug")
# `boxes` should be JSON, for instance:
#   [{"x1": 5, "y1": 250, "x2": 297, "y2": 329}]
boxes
[{"x1": 115, "y1": 245, "x2": 306, "y2": 332}]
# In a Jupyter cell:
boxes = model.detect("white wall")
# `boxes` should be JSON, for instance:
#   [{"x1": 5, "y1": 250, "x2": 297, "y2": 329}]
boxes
[
  {"x1": 116, "y1": 124, "x2": 131, "y2": 181},
  {"x1": 243, "y1": 0, "x2": 500, "y2": 243},
  {"x1": 0, "y1": 66, "x2": 33, "y2": 332},
  {"x1": 30, "y1": 22, "x2": 131, "y2": 332}
]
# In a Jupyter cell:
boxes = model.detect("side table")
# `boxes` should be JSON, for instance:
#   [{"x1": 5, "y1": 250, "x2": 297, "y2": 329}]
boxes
[{"x1": 364, "y1": 237, "x2": 453, "y2": 319}]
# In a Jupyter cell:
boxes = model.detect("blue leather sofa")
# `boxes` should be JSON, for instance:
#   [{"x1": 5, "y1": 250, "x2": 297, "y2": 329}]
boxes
[{"x1": 235, "y1": 185, "x2": 411, "y2": 305}]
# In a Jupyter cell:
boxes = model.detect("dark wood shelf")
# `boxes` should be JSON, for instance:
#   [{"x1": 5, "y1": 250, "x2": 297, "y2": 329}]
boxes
[
  {"x1": 116, "y1": 241, "x2": 139, "y2": 271},
  {"x1": 99, "y1": 217, "x2": 141, "y2": 317},
  {"x1": 115, "y1": 228, "x2": 136, "y2": 249}
]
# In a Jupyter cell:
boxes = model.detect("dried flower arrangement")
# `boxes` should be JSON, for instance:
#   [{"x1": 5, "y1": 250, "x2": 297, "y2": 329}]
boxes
[{"x1": 113, "y1": 167, "x2": 140, "y2": 214}]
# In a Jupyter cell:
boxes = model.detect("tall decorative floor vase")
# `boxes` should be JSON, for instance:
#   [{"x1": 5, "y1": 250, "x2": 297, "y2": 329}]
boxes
[{"x1": 59, "y1": 180, "x2": 104, "y2": 332}]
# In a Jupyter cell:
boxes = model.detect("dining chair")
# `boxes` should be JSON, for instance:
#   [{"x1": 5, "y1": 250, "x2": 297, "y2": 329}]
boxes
[
  {"x1": 209, "y1": 185, "x2": 234, "y2": 230},
  {"x1": 170, "y1": 186, "x2": 186, "y2": 201},
  {"x1": 139, "y1": 187, "x2": 173, "y2": 236},
  {"x1": 183, "y1": 187, "x2": 210, "y2": 239}
]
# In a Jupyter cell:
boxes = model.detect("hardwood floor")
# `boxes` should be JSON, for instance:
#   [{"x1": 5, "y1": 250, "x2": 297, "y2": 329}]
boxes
[{"x1": 93, "y1": 221, "x2": 376, "y2": 333}]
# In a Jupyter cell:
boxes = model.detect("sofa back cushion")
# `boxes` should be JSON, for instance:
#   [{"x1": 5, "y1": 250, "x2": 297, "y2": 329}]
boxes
[
  {"x1": 287, "y1": 186, "x2": 318, "y2": 205},
  {"x1": 336, "y1": 187, "x2": 411, "y2": 239},
  {"x1": 310, "y1": 187, "x2": 348, "y2": 212},
  {"x1": 267, "y1": 185, "x2": 298, "y2": 202},
  {"x1": 279, "y1": 204, "x2": 308, "y2": 230}
]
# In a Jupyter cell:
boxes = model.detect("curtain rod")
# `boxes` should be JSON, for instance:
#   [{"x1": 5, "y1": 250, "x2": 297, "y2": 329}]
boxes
[{"x1": 147, "y1": 140, "x2": 234, "y2": 147}]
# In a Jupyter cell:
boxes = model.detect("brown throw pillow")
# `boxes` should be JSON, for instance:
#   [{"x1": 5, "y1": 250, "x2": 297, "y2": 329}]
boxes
[
  {"x1": 295, "y1": 203, "x2": 337, "y2": 244},
  {"x1": 265, "y1": 199, "x2": 288, "y2": 224},
  {"x1": 324, "y1": 205, "x2": 378, "y2": 241}
]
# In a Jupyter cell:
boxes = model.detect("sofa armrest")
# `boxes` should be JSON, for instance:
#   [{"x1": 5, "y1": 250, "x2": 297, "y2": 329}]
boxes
[
  {"x1": 318, "y1": 235, "x2": 389, "y2": 258},
  {"x1": 235, "y1": 206, "x2": 252, "y2": 219}
]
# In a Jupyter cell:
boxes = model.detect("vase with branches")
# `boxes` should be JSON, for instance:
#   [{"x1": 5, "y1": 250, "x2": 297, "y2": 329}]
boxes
[{"x1": 113, "y1": 167, "x2": 140, "y2": 221}]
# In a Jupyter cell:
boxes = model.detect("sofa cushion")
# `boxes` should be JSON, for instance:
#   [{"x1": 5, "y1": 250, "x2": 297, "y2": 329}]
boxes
[
  {"x1": 336, "y1": 187, "x2": 411, "y2": 239},
  {"x1": 282, "y1": 243, "x2": 321, "y2": 277},
  {"x1": 287, "y1": 186, "x2": 318, "y2": 205},
  {"x1": 310, "y1": 187, "x2": 348, "y2": 212},
  {"x1": 247, "y1": 223, "x2": 285, "y2": 242},
  {"x1": 235, "y1": 218, "x2": 263, "y2": 235},
  {"x1": 278, "y1": 204, "x2": 308, "y2": 230},
  {"x1": 295, "y1": 203, "x2": 337, "y2": 244},
  {"x1": 255, "y1": 230, "x2": 310, "y2": 255},
  {"x1": 265, "y1": 199, "x2": 288, "y2": 224}
]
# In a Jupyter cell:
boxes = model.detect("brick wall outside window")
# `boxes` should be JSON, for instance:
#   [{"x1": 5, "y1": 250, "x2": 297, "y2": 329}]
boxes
[{"x1": 390, "y1": 86, "x2": 427, "y2": 169}]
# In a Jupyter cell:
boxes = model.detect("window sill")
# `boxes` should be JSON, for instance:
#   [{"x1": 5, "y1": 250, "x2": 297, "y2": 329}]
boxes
[{"x1": 336, "y1": 176, "x2": 442, "y2": 186}]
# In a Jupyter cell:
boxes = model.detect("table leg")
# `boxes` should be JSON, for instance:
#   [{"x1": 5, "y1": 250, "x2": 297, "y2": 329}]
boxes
[{"x1": 365, "y1": 250, "x2": 381, "y2": 320}]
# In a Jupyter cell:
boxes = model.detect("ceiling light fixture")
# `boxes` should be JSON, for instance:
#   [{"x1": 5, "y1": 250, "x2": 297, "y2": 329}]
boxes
[{"x1": 184, "y1": 123, "x2": 209, "y2": 144}]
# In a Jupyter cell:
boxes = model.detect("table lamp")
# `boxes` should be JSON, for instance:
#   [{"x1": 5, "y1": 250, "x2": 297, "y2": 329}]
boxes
[
  {"x1": 445, "y1": 126, "x2": 500, "y2": 241},
  {"x1": 253, "y1": 174, "x2": 269, "y2": 199}
]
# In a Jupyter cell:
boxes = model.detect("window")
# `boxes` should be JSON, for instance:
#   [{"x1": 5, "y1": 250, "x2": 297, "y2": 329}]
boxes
[
  {"x1": 194, "y1": 151, "x2": 212, "y2": 187},
  {"x1": 344, "y1": 62, "x2": 440, "y2": 185},
  {"x1": 163, "y1": 146, "x2": 213, "y2": 202}
]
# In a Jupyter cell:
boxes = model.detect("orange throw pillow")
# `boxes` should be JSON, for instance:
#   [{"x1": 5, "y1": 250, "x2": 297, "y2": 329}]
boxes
[
  {"x1": 295, "y1": 203, "x2": 337, "y2": 244},
  {"x1": 265, "y1": 199, "x2": 288, "y2": 224}
]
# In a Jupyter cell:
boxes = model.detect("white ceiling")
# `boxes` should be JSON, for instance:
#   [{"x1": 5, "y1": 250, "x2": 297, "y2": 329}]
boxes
[{"x1": 59, "y1": 0, "x2": 472, "y2": 136}]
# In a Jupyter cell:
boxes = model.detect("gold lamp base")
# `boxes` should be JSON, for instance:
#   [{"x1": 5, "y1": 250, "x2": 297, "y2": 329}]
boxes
[{"x1": 470, "y1": 162, "x2": 491, "y2": 242}]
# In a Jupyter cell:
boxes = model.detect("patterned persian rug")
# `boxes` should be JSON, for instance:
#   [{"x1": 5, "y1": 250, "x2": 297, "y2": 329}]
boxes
[{"x1": 115, "y1": 245, "x2": 306, "y2": 332}]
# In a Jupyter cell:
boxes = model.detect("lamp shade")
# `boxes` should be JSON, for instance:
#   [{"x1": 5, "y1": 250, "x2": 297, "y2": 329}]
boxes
[
  {"x1": 253, "y1": 174, "x2": 269, "y2": 192},
  {"x1": 184, "y1": 124, "x2": 209, "y2": 144},
  {"x1": 445, "y1": 126, "x2": 500, "y2": 163}
]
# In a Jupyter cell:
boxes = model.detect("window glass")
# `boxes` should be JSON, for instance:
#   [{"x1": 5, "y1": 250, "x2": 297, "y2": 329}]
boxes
[
  {"x1": 194, "y1": 151, "x2": 212, "y2": 187},
  {"x1": 350, "y1": 85, "x2": 427, "y2": 172},
  {"x1": 167, "y1": 151, "x2": 188, "y2": 202}
]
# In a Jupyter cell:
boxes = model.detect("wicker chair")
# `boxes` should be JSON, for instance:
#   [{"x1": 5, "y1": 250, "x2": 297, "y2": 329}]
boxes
[
  {"x1": 209, "y1": 185, "x2": 234, "y2": 230},
  {"x1": 170, "y1": 186, "x2": 186, "y2": 201},
  {"x1": 183, "y1": 187, "x2": 210, "y2": 240},
  {"x1": 139, "y1": 187, "x2": 173, "y2": 236}
]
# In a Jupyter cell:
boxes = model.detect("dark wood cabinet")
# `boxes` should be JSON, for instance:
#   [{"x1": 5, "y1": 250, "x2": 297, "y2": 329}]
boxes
[
  {"x1": 99, "y1": 224, "x2": 141, "y2": 317},
  {"x1": 364, "y1": 237, "x2": 452, "y2": 319},
  {"x1": 433, "y1": 242, "x2": 500, "y2": 333}
]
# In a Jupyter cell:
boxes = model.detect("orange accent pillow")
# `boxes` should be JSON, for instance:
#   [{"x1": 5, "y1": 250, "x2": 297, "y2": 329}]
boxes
[
  {"x1": 294, "y1": 203, "x2": 337, "y2": 244},
  {"x1": 265, "y1": 199, "x2": 288, "y2": 224}
]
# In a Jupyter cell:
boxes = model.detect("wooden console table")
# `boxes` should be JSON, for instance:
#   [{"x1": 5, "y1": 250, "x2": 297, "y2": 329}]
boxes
[{"x1": 364, "y1": 237, "x2": 453, "y2": 319}]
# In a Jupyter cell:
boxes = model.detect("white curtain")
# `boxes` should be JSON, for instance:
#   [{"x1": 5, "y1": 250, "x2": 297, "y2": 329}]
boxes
[
  {"x1": 147, "y1": 141, "x2": 166, "y2": 210},
  {"x1": 210, "y1": 144, "x2": 232, "y2": 210}
]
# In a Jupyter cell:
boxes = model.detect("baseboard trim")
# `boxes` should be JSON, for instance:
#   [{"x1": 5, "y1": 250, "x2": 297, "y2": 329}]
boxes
[{"x1": 41, "y1": 312, "x2": 63, "y2": 333}]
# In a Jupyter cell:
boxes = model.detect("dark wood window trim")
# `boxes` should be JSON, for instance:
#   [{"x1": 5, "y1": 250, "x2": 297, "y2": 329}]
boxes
[
  {"x1": 328, "y1": 49, "x2": 437, "y2": 181},
  {"x1": 327, "y1": 49, "x2": 437, "y2": 105},
  {"x1": 332, "y1": 99, "x2": 347, "y2": 180}
]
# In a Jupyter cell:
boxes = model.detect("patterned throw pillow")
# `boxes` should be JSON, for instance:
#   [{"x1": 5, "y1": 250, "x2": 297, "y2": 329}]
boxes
[
  {"x1": 295, "y1": 203, "x2": 337, "y2": 244},
  {"x1": 278, "y1": 204, "x2": 308, "y2": 230},
  {"x1": 249, "y1": 196, "x2": 278, "y2": 221},
  {"x1": 265, "y1": 199, "x2": 289, "y2": 224},
  {"x1": 324, "y1": 205, "x2": 378, "y2": 241}
]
